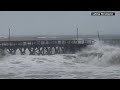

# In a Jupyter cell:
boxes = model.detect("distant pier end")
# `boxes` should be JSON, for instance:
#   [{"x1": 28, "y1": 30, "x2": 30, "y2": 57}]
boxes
[{"x1": 0, "y1": 39, "x2": 95, "y2": 55}]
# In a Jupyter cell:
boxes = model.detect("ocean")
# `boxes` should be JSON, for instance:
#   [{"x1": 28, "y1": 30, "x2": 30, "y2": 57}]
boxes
[{"x1": 0, "y1": 35, "x2": 120, "y2": 79}]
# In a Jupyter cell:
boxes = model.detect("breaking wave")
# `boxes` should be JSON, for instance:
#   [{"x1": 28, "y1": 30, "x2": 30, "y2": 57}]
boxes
[
  {"x1": 75, "y1": 40, "x2": 120, "y2": 66},
  {"x1": 1, "y1": 39, "x2": 120, "y2": 78},
  {"x1": 1, "y1": 39, "x2": 120, "y2": 67}
]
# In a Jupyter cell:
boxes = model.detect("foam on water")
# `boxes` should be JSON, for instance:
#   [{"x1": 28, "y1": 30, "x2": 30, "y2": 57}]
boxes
[
  {"x1": 75, "y1": 40, "x2": 120, "y2": 66},
  {"x1": 0, "y1": 40, "x2": 120, "y2": 79}
]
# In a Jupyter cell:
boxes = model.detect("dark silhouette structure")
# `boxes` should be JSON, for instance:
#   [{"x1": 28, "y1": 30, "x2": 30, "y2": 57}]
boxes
[{"x1": 0, "y1": 39, "x2": 95, "y2": 55}]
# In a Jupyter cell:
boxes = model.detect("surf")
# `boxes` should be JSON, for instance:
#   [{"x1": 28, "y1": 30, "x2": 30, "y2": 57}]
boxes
[{"x1": 75, "y1": 40, "x2": 120, "y2": 66}]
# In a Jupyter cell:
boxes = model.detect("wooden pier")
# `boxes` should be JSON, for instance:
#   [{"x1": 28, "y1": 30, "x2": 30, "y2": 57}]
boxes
[{"x1": 0, "y1": 39, "x2": 95, "y2": 55}]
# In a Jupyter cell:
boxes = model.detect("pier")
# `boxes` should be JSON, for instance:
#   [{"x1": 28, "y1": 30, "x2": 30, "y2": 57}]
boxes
[{"x1": 0, "y1": 39, "x2": 95, "y2": 55}]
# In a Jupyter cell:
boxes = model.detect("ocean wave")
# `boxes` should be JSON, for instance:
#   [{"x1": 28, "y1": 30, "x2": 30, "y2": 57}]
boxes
[
  {"x1": 1, "y1": 40, "x2": 120, "y2": 78},
  {"x1": 75, "y1": 40, "x2": 120, "y2": 66}
]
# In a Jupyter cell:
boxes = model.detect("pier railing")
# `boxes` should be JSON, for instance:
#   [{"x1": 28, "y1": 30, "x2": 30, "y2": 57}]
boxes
[{"x1": 0, "y1": 39, "x2": 94, "y2": 47}]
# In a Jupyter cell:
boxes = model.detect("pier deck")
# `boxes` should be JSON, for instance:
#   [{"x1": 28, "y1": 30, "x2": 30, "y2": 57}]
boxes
[{"x1": 0, "y1": 39, "x2": 95, "y2": 55}]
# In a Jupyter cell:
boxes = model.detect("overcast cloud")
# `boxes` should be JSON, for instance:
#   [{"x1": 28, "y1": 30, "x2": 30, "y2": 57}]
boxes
[{"x1": 0, "y1": 11, "x2": 119, "y2": 36}]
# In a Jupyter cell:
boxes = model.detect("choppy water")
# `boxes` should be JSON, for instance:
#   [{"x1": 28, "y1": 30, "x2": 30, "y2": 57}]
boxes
[{"x1": 1, "y1": 36, "x2": 120, "y2": 79}]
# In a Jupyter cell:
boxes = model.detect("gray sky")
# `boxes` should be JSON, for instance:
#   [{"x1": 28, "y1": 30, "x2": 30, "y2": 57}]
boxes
[{"x1": 0, "y1": 11, "x2": 119, "y2": 36}]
